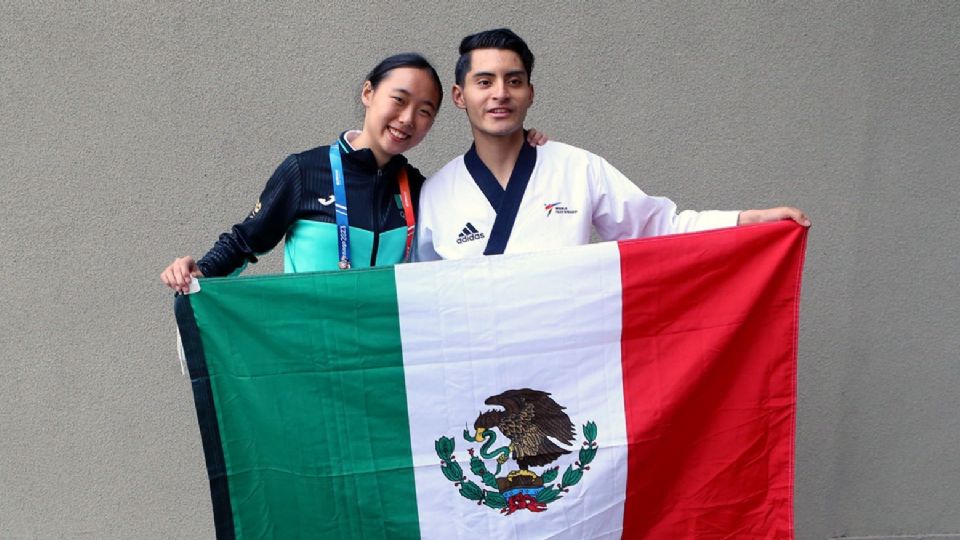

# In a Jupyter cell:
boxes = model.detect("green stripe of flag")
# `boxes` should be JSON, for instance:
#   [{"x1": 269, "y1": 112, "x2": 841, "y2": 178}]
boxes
[{"x1": 185, "y1": 269, "x2": 421, "y2": 539}]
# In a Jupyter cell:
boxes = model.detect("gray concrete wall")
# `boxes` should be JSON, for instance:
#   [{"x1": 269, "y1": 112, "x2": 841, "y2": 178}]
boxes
[{"x1": 2, "y1": 2, "x2": 958, "y2": 538}]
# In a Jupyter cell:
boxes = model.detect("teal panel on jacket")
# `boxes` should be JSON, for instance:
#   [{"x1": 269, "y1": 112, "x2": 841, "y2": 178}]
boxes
[
  {"x1": 283, "y1": 220, "x2": 408, "y2": 273},
  {"x1": 374, "y1": 227, "x2": 407, "y2": 267}
]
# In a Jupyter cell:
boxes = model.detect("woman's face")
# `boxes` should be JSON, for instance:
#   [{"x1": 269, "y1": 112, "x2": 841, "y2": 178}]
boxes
[{"x1": 360, "y1": 67, "x2": 440, "y2": 163}]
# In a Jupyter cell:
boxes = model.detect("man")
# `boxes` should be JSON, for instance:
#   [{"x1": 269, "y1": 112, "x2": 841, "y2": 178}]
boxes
[{"x1": 415, "y1": 29, "x2": 809, "y2": 261}]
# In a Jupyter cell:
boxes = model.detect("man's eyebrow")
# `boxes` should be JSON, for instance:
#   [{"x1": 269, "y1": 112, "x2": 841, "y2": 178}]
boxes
[{"x1": 471, "y1": 70, "x2": 526, "y2": 79}]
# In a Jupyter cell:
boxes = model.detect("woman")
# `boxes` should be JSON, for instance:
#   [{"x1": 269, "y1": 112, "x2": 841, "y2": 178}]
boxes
[{"x1": 160, "y1": 53, "x2": 545, "y2": 293}]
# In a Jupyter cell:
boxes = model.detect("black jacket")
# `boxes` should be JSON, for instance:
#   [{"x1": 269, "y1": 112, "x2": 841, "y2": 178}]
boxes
[{"x1": 197, "y1": 132, "x2": 425, "y2": 276}]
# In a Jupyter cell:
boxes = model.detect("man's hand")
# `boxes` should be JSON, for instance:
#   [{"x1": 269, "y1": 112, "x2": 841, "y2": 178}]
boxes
[
  {"x1": 738, "y1": 207, "x2": 811, "y2": 227},
  {"x1": 526, "y1": 129, "x2": 549, "y2": 147},
  {"x1": 160, "y1": 256, "x2": 204, "y2": 294}
]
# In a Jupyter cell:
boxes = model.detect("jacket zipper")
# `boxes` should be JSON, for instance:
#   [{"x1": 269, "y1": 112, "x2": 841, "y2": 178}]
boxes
[{"x1": 369, "y1": 168, "x2": 382, "y2": 267}]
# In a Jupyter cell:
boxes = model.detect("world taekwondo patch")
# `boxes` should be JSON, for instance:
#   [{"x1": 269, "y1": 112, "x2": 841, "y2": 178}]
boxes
[{"x1": 544, "y1": 202, "x2": 578, "y2": 216}]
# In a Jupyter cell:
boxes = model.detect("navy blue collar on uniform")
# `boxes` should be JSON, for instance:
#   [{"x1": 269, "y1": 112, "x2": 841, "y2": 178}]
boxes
[{"x1": 463, "y1": 138, "x2": 538, "y2": 255}]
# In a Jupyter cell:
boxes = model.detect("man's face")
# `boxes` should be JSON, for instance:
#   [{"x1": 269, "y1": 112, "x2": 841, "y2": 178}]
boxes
[{"x1": 453, "y1": 48, "x2": 534, "y2": 139}]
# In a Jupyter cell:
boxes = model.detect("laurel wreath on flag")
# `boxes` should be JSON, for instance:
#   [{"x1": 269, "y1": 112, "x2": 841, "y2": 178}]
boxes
[{"x1": 434, "y1": 421, "x2": 599, "y2": 512}]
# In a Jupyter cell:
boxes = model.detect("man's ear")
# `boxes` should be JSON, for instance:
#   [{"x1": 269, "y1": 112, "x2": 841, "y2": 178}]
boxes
[
  {"x1": 529, "y1": 83, "x2": 535, "y2": 106},
  {"x1": 360, "y1": 81, "x2": 374, "y2": 107},
  {"x1": 452, "y1": 85, "x2": 466, "y2": 110}
]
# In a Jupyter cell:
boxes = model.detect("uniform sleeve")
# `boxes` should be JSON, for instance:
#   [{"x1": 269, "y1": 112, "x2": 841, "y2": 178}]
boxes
[
  {"x1": 589, "y1": 155, "x2": 739, "y2": 241},
  {"x1": 411, "y1": 176, "x2": 442, "y2": 262},
  {"x1": 196, "y1": 155, "x2": 302, "y2": 277}
]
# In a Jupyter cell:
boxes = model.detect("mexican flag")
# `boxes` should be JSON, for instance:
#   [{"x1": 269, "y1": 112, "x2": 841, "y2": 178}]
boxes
[{"x1": 175, "y1": 221, "x2": 807, "y2": 539}]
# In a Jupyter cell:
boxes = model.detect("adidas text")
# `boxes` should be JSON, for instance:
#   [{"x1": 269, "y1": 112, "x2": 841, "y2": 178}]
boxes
[{"x1": 457, "y1": 232, "x2": 486, "y2": 244}]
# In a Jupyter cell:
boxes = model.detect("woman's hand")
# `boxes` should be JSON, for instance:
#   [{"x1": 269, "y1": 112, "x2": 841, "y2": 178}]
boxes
[
  {"x1": 160, "y1": 256, "x2": 204, "y2": 294},
  {"x1": 738, "y1": 207, "x2": 811, "y2": 227},
  {"x1": 526, "y1": 129, "x2": 549, "y2": 146}
]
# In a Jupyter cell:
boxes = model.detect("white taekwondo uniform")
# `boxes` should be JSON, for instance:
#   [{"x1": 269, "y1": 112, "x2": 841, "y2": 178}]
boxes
[{"x1": 415, "y1": 140, "x2": 739, "y2": 261}]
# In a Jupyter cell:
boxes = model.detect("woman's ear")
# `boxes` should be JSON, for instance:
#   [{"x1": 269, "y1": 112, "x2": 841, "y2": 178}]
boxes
[{"x1": 360, "y1": 81, "x2": 374, "y2": 107}]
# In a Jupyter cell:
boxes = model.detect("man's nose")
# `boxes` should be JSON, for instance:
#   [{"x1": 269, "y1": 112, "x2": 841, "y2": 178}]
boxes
[{"x1": 492, "y1": 80, "x2": 509, "y2": 99}]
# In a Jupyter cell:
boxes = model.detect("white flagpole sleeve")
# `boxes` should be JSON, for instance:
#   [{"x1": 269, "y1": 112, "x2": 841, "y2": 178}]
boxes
[{"x1": 176, "y1": 328, "x2": 188, "y2": 376}]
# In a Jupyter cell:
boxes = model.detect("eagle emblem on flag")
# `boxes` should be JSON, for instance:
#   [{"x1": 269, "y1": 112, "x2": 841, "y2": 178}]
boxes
[{"x1": 434, "y1": 388, "x2": 599, "y2": 515}]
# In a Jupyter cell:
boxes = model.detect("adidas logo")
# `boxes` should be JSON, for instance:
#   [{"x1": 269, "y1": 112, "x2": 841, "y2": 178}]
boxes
[{"x1": 456, "y1": 222, "x2": 486, "y2": 244}]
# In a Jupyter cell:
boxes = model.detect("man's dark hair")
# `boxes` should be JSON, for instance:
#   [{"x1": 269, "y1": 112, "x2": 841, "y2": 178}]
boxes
[
  {"x1": 454, "y1": 28, "x2": 535, "y2": 86},
  {"x1": 366, "y1": 52, "x2": 443, "y2": 107}
]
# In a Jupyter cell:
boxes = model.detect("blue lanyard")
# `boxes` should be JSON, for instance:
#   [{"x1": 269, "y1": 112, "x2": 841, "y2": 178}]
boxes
[
  {"x1": 328, "y1": 141, "x2": 416, "y2": 270},
  {"x1": 329, "y1": 144, "x2": 351, "y2": 270}
]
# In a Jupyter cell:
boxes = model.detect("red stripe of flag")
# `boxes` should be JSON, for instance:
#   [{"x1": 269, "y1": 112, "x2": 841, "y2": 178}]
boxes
[{"x1": 619, "y1": 222, "x2": 807, "y2": 539}]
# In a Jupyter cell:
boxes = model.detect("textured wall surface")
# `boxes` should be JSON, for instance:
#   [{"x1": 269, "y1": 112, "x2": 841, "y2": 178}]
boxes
[{"x1": 2, "y1": 2, "x2": 958, "y2": 539}]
